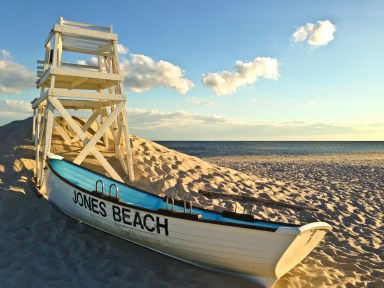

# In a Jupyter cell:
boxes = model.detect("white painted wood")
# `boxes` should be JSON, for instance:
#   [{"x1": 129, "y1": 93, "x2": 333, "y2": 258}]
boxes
[
  {"x1": 38, "y1": 103, "x2": 54, "y2": 187},
  {"x1": 52, "y1": 33, "x2": 60, "y2": 68},
  {"x1": 70, "y1": 77, "x2": 89, "y2": 89},
  {"x1": 34, "y1": 105, "x2": 42, "y2": 182},
  {"x1": 48, "y1": 89, "x2": 125, "y2": 101},
  {"x1": 49, "y1": 67, "x2": 123, "y2": 80},
  {"x1": 35, "y1": 17, "x2": 134, "y2": 186},
  {"x1": 74, "y1": 101, "x2": 125, "y2": 164},
  {"x1": 62, "y1": 62, "x2": 99, "y2": 70},
  {"x1": 32, "y1": 89, "x2": 49, "y2": 109},
  {"x1": 54, "y1": 24, "x2": 117, "y2": 40},
  {"x1": 121, "y1": 108, "x2": 135, "y2": 182},
  {"x1": 53, "y1": 118, "x2": 72, "y2": 144},
  {"x1": 61, "y1": 18, "x2": 111, "y2": 32},
  {"x1": 49, "y1": 97, "x2": 123, "y2": 182}
]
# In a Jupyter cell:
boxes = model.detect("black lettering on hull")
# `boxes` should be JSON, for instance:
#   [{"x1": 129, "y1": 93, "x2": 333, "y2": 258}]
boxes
[{"x1": 72, "y1": 192, "x2": 169, "y2": 236}]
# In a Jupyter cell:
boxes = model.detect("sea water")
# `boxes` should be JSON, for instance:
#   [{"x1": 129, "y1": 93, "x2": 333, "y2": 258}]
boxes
[{"x1": 155, "y1": 141, "x2": 384, "y2": 158}]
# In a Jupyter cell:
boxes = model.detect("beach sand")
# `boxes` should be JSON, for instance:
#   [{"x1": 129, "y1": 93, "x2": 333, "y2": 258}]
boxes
[{"x1": 0, "y1": 117, "x2": 383, "y2": 287}]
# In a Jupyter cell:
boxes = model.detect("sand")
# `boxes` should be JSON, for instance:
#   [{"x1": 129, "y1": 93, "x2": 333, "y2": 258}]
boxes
[{"x1": 0, "y1": 117, "x2": 383, "y2": 288}]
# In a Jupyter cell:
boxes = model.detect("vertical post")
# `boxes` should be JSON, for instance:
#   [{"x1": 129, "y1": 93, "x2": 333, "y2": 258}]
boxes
[
  {"x1": 38, "y1": 102, "x2": 54, "y2": 188},
  {"x1": 52, "y1": 33, "x2": 59, "y2": 68},
  {"x1": 57, "y1": 34, "x2": 63, "y2": 68},
  {"x1": 121, "y1": 107, "x2": 135, "y2": 182},
  {"x1": 35, "y1": 103, "x2": 47, "y2": 184},
  {"x1": 32, "y1": 108, "x2": 36, "y2": 142}
]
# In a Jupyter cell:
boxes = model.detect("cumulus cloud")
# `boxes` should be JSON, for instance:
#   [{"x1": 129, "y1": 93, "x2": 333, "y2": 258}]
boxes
[
  {"x1": 202, "y1": 57, "x2": 279, "y2": 95},
  {"x1": 121, "y1": 54, "x2": 195, "y2": 94},
  {"x1": 116, "y1": 44, "x2": 128, "y2": 54},
  {"x1": 76, "y1": 56, "x2": 98, "y2": 66},
  {"x1": 0, "y1": 50, "x2": 35, "y2": 94},
  {"x1": 292, "y1": 20, "x2": 336, "y2": 47}
]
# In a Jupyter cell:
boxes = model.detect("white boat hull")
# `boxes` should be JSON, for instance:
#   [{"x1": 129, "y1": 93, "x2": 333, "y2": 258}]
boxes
[{"x1": 43, "y1": 163, "x2": 331, "y2": 287}]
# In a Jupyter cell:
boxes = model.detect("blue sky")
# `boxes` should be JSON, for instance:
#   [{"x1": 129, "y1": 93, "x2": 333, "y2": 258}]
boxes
[{"x1": 0, "y1": 0, "x2": 383, "y2": 140}]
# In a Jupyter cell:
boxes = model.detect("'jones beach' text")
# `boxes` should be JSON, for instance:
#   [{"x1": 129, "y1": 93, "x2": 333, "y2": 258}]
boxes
[{"x1": 72, "y1": 190, "x2": 169, "y2": 236}]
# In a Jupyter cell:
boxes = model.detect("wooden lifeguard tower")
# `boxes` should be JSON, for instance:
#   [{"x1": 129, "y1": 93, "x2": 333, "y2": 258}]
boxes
[{"x1": 32, "y1": 17, "x2": 135, "y2": 189}]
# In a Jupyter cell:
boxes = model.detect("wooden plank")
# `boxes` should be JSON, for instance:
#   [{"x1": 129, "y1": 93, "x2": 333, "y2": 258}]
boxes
[
  {"x1": 48, "y1": 88, "x2": 125, "y2": 100},
  {"x1": 62, "y1": 39, "x2": 109, "y2": 50},
  {"x1": 62, "y1": 62, "x2": 99, "y2": 70},
  {"x1": 54, "y1": 24, "x2": 117, "y2": 40},
  {"x1": 53, "y1": 118, "x2": 72, "y2": 144},
  {"x1": 112, "y1": 41, "x2": 122, "y2": 75},
  {"x1": 37, "y1": 66, "x2": 51, "y2": 88},
  {"x1": 100, "y1": 106, "x2": 109, "y2": 148},
  {"x1": 41, "y1": 80, "x2": 117, "y2": 90},
  {"x1": 121, "y1": 109, "x2": 135, "y2": 182},
  {"x1": 49, "y1": 97, "x2": 123, "y2": 182},
  {"x1": 44, "y1": 31, "x2": 54, "y2": 47},
  {"x1": 62, "y1": 36, "x2": 109, "y2": 47},
  {"x1": 32, "y1": 89, "x2": 49, "y2": 109},
  {"x1": 49, "y1": 67, "x2": 123, "y2": 81},
  {"x1": 59, "y1": 99, "x2": 118, "y2": 110},
  {"x1": 62, "y1": 45, "x2": 109, "y2": 56},
  {"x1": 62, "y1": 19, "x2": 111, "y2": 32},
  {"x1": 57, "y1": 33, "x2": 63, "y2": 68},
  {"x1": 35, "y1": 105, "x2": 47, "y2": 185},
  {"x1": 70, "y1": 77, "x2": 89, "y2": 89},
  {"x1": 62, "y1": 42, "x2": 109, "y2": 52},
  {"x1": 74, "y1": 101, "x2": 125, "y2": 164},
  {"x1": 38, "y1": 102, "x2": 54, "y2": 188},
  {"x1": 61, "y1": 34, "x2": 110, "y2": 45},
  {"x1": 52, "y1": 33, "x2": 60, "y2": 68}
]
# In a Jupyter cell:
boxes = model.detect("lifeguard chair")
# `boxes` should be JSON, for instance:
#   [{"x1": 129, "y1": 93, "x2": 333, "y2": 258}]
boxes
[{"x1": 32, "y1": 17, "x2": 135, "y2": 189}]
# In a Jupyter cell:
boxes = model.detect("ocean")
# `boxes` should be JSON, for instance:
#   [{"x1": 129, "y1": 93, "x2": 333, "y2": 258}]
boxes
[{"x1": 154, "y1": 141, "x2": 384, "y2": 158}]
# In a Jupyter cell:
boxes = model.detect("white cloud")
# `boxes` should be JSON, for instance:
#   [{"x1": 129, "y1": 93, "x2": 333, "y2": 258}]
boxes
[
  {"x1": 202, "y1": 57, "x2": 279, "y2": 95},
  {"x1": 186, "y1": 98, "x2": 215, "y2": 107},
  {"x1": 121, "y1": 54, "x2": 195, "y2": 94},
  {"x1": 0, "y1": 99, "x2": 31, "y2": 126},
  {"x1": 0, "y1": 51, "x2": 35, "y2": 94},
  {"x1": 76, "y1": 56, "x2": 98, "y2": 66},
  {"x1": 0, "y1": 99, "x2": 31, "y2": 113},
  {"x1": 116, "y1": 44, "x2": 128, "y2": 54},
  {"x1": 292, "y1": 20, "x2": 336, "y2": 47},
  {"x1": 126, "y1": 108, "x2": 382, "y2": 140},
  {"x1": 1, "y1": 50, "x2": 11, "y2": 60}
]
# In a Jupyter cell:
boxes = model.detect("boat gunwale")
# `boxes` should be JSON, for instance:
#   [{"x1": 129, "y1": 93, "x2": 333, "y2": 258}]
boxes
[{"x1": 47, "y1": 157, "x2": 301, "y2": 232}]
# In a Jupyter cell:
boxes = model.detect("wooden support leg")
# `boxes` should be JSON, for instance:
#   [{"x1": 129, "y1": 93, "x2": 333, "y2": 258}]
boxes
[
  {"x1": 121, "y1": 108, "x2": 135, "y2": 182},
  {"x1": 35, "y1": 104, "x2": 47, "y2": 183},
  {"x1": 38, "y1": 102, "x2": 54, "y2": 188}
]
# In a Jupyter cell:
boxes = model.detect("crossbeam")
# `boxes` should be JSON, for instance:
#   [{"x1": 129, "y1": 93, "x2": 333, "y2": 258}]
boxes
[{"x1": 49, "y1": 97, "x2": 123, "y2": 182}]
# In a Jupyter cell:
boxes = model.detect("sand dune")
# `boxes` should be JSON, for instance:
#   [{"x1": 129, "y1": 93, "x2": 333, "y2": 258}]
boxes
[{"x1": 0, "y1": 117, "x2": 383, "y2": 287}]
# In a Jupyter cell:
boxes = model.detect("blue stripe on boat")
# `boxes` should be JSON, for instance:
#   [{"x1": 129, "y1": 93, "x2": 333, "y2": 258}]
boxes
[{"x1": 49, "y1": 159, "x2": 288, "y2": 230}]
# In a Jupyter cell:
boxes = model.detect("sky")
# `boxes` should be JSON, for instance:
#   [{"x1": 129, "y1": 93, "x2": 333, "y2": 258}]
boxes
[{"x1": 0, "y1": 0, "x2": 383, "y2": 140}]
